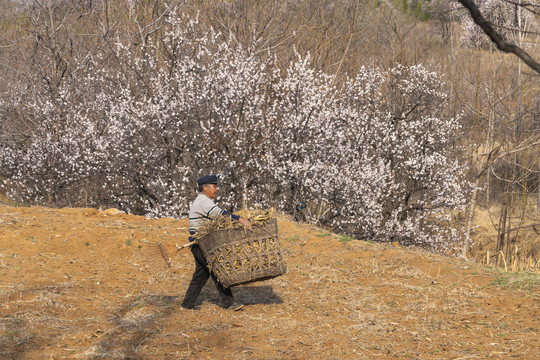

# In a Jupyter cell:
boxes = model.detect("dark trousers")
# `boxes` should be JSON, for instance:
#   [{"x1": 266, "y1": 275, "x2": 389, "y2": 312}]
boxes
[{"x1": 181, "y1": 244, "x2": 234, "y2": 308}]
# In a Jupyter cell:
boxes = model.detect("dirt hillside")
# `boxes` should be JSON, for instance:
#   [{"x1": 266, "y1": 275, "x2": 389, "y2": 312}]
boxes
[{"x1": 0, "y1": 205, "x2": 538, "y2": 359}]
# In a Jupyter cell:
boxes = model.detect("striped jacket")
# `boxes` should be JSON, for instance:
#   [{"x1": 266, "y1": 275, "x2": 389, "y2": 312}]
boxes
[{"x1": 188, "y1": 193, "x2": 240, "y2": 240}]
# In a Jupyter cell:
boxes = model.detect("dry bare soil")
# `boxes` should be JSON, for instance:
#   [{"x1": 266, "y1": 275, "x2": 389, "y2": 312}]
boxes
[{"x1": 1, "y1": 205, "x2": 539, "y2": 360}]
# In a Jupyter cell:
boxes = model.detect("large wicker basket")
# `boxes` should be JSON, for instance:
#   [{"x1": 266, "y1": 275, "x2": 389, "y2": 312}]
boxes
[{"x1": 197, "y1": 218, "x2": 286, "y2": 287}]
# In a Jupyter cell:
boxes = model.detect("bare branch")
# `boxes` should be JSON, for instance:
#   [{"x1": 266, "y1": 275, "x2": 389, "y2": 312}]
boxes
[
  {"x1": 488, "y1": 21, "x2": 540, "y2": 36},
  {"x1": 508, "y1": 223, "x2": 540, "y2": 233},
  {"x1": 457, "y1": 0, "x2": 540, "y2": 75},
  {"x1": 502, "y1": 0, "x2": 540, "y2": 15}
]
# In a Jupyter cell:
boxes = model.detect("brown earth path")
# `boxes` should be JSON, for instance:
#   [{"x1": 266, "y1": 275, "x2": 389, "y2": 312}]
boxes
[{"x1": 0, "y1": 205, "x2": 538, "y2": 359}]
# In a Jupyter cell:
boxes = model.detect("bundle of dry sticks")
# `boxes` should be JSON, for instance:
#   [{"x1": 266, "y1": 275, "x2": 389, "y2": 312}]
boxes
[{"x1": 191, "y1": 208, "x2": 275, "y2": 240}]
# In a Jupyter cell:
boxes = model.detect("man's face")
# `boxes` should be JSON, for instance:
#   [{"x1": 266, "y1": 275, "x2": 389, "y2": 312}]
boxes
[{"x1": 203, "y1": 183, "x2": 218, "y2": 199}]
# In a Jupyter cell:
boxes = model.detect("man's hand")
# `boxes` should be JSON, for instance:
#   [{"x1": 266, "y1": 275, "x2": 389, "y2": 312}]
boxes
[{"x1": 239, "y1": 217, "x2": 251, "y2": 229}]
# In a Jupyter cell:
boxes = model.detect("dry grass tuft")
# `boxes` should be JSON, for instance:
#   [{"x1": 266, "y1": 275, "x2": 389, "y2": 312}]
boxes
[{"x1": 470, "y1": 206, "x2": 540, "y2": 272}]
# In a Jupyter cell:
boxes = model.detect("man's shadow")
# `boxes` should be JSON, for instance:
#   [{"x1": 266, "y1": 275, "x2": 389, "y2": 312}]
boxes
[
  {"x1": 84, "y1": 285, "x2": 282, "y2": 359},
  {"x1": 199, "y1": 284, "x2": 283, "y2": 307}
]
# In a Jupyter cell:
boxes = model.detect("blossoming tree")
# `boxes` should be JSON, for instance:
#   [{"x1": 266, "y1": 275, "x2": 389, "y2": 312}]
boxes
[{"x1": 0, "y1": 14, "x2": 470, "y2": 251}]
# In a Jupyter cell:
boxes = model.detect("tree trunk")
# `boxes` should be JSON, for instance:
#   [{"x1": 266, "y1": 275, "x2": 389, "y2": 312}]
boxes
[
  {"x1": 537, "y1": 177, "x2": 540, "y2": 213},
  {"x1": 462, "y1": 177, "x2": 480, "y2": 258}
]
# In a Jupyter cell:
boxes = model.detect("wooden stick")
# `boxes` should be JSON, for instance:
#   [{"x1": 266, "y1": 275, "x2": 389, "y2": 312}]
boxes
[
  {"x1": 176, "y1": 241, "x2": 197, "y2": 252},
  {"x1": 500, "y1": 251, "x2": 508, "y2": 272}
]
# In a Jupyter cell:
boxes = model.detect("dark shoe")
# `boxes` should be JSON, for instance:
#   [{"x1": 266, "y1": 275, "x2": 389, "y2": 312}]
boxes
[
  {"x1": 181, "y1": 304, "x2": 200, "y2": 310},
  {"x1": 228, "y1": 302, "x2": 244, "y2": 311}
]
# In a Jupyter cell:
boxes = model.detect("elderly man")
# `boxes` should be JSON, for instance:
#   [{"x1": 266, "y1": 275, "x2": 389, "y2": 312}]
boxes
[{"x1": 181, "y1": 175, "x2": 251, "y2": 310}]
